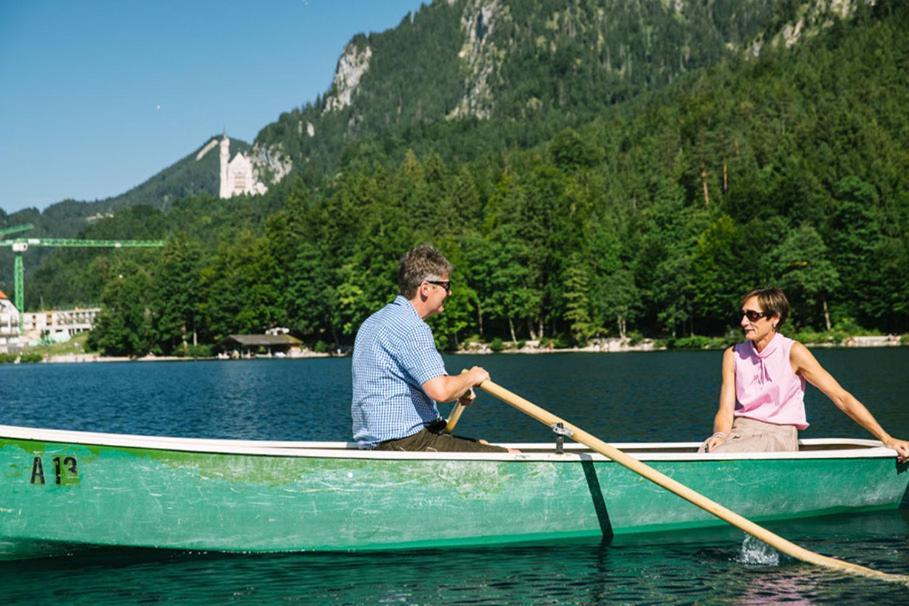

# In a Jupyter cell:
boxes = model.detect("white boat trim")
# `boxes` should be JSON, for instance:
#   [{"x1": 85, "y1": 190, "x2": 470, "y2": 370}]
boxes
[{"x1": 0, "y1": 424, "x2": 897, "y2": 463}]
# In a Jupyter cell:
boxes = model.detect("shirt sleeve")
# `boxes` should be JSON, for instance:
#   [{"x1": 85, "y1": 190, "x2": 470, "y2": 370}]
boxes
[{"x1": 400, "y1": 324, "x2": 447, "y2": 387}]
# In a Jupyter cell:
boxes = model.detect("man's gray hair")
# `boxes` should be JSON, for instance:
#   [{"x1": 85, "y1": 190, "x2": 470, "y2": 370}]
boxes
[{"x1": 398, "y1": 245, "x2": 452, "y2": 299}]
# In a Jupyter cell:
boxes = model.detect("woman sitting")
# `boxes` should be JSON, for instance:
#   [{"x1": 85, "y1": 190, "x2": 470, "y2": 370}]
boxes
[{"x1": 701, "y1": 287, "x2": 909, "y2": 462}]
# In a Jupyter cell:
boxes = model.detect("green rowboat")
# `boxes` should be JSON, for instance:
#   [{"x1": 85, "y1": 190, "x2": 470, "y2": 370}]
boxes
[{"x1": 1, "y1": 424, "x2": 906, "y2": 560}]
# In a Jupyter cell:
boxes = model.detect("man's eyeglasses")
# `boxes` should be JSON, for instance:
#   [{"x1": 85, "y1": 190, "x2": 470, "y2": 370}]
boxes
[
  {"x1": 426, "y1": 280, "x2": 451, "y2": 294},
  {"x1": 740, "y1": 309, "x2": 770, "y2": 322}
]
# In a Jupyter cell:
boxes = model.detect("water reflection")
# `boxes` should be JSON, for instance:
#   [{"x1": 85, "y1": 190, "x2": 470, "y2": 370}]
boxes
[
  {"x1": 1, "y1": 351, "x2": 907, "y2": 604},
  {"x1": 1, "y1": 513, "x2": 907, "y2": 605},
  {"x1": 2, "y1": 350, "x2": 907, "y2": 445}
]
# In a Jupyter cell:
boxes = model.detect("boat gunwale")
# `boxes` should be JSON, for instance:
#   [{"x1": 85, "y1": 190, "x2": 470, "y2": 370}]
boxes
[{"x1": 0, "y1": 424, "x2": 897, "y2": 463}]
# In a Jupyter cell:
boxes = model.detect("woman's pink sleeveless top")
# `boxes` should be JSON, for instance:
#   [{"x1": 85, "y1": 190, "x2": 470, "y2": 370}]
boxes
[{"x1": 733, "y1": 333, "x2": 808, "y2": 429}]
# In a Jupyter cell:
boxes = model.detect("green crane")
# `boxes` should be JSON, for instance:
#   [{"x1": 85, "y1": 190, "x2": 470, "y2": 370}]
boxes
[
  {"x1": 0, "y1": 235, "x2": 165, "y2": 314},
  {"x1": 0, "y1": 223, "x2": 35, "y2": 238}
]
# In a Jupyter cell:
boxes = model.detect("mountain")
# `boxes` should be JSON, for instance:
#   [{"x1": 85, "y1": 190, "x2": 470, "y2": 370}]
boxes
[
  {"x1": 7, "y1": 0, "x2": 909, "y2": 348},
  {"x1": 254, "y1": 0, "x2": 876, "y2": 183},
  {"x1": 2, "y1": 0, "x2": 871, "y2": 241}
]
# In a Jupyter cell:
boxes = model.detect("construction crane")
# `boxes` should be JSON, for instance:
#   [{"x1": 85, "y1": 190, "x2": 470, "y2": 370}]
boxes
[
  {"x1": 0, "y1": 235, "x2": 165, "y2": 314},
  {"x1": 0, "y1": 223, "x2": 35, "y2": 238}
]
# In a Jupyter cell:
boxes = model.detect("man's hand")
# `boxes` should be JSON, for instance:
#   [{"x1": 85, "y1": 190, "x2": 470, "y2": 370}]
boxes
[
  {"x1": 458, "y1": 387, "x2": 476, "y2": 407},
  {"x1": 455, "y1": 367, "x2": 488, "y2": 404},
  {"x1": 465, "y1": 366, "x2": 490, "y2": 386}
]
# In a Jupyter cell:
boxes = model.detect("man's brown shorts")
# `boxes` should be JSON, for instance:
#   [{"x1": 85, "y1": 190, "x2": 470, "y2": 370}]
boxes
[{"x1": 374, "y1": 428, "x2": 508, "y2": 453}]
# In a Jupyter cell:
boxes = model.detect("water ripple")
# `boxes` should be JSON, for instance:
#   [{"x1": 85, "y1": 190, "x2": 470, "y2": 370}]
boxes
[{"x1": 1, "y1": 351, "x2": 908, "y2": 604}]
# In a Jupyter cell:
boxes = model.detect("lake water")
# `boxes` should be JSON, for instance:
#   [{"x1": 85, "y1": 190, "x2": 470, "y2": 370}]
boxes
[{"x1": 1, "y1": 349, "x2": 908, "y2": 604}]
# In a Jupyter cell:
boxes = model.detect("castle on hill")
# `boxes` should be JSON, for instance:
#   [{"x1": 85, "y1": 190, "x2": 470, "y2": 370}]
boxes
[
  {"x1": 219, "y1": 136, "x2": 267, "y2": 199},
  {"x1": 196, "y1": 135, "x2": 268, "y2": 199}
]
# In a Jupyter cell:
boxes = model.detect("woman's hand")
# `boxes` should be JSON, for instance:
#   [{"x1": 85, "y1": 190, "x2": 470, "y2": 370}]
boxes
[
  {"x1": 884, "y1": 437, "x2": 909, "y2": 463},
  {"x1": 705, "y1": 432, "x2": 727, "y2": 452}
]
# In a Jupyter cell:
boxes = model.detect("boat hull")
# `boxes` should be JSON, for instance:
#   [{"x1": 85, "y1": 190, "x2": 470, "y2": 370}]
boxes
[{"x1": 1, "y1": 426, "x2": 906, "y2": 559}]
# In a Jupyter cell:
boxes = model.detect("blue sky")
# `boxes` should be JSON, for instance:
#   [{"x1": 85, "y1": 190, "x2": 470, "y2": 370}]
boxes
[{"x1": 0, "y1": 0, "x2": 427, "y2": 214}]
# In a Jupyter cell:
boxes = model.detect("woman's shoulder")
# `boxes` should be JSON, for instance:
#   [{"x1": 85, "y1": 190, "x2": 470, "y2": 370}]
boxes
[
  {"x1": 779, "y1": 333, "x2": 804, "y2": 349},
  {"x1": 726, "y1": 342, "x2": 749, "y2": 367},
  {"x1": 786, "y1": 338, "x2": 810, "y2": 358},
  {"x1": 730, "y1": 340, "x2": 749, "y2": 355}
]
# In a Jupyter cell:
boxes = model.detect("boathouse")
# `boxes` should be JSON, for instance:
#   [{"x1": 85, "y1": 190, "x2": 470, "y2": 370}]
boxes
[{"x1": 222, "y1": 333, "x2": 303, "y2": 358}]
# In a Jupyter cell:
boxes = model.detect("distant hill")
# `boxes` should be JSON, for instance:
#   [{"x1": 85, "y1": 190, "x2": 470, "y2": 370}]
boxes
[
  {"x1": 4, "y1": 135, "x2": 250, "y2": 230},
  {"x1": 92, "y1": 135, "x2": 252, "y2": 214},
  {"x1": 0, "y1": 136, "x2": 250, "y2": 297},
  {"x1": 2, "y1": 0, "x2": 867, "y2": 240}
]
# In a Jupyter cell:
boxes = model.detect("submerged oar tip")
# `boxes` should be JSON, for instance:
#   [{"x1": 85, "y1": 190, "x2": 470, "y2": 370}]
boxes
[{"x1": 482, "y1": 379, "x2": 909, "y2": 585}]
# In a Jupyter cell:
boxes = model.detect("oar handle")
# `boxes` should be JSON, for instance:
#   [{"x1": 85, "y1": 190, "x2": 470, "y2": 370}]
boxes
[
  {"x1": 444, "y1": 369, "x2": 471, "y2": 434},
  {"x1": 478, "y1": 379, "x2": 909, "y2": 584},
  {"x1": 444, "y1": 402, "x2": 467, "y2": 434}
]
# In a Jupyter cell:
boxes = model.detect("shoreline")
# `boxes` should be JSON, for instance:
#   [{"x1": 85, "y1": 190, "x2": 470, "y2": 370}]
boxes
[
  {"x1": 1, "y1": 335, "x2": 899, "y2": 364},
  {"x1": 457, "y1": 335, "x2": 905, "y2": 355},
  {"x1": 23, "y1": 351, "x2": 336, "y2": 364}
]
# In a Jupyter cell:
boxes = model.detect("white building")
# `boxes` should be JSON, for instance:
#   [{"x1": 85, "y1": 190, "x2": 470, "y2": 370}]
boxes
[
  {"x1": 21, "y1": 307, "x2": 100, "y2": 344},
  {"x1": 0, "y1": 290, "x2": 21, "y2": 353},
  {"x1": 219, "y1": 136, "x2": 268, "y2": 199}
]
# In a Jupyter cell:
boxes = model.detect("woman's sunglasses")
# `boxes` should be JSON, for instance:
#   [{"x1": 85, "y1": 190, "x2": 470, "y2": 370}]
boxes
[{"x1": 740, "y1": 309, "x2": 770, "y2": 322}]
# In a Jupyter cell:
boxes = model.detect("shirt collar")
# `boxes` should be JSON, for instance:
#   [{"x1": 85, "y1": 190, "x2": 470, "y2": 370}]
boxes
[
  {"x1": 393, "y1": 294, "x2": 422, "y2": 322},
  {"x1": 752, "y1": 331, "x2": 782, "y2": 358}
]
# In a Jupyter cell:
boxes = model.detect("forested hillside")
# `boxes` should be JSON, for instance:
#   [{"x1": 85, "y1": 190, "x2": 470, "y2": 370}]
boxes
[
  {"x1": 6, "y1": 0, "x2": 908, "y2": 355},
  {"x1": 256, "y1": 0, "x2": 836, "y2": 184}
]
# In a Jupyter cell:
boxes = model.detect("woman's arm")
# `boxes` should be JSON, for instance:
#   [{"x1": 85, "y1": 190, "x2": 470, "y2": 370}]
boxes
[
  {"x1": 791, "y1": 341, "x2": 909, "y2": 462},
  {"x1": 706, "y1": 346, "x2": 737, "y2": 452}
]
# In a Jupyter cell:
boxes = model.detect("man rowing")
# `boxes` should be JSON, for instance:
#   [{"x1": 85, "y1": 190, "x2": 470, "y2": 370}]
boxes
[{"x1": 351, "y1": 245, "x2": 517, "y2": 453}]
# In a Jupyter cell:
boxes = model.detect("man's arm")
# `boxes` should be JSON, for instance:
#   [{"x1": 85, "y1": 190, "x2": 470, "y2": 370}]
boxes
[{"x1": 422, "y1": 366, "x2": 490, "y2": 403}]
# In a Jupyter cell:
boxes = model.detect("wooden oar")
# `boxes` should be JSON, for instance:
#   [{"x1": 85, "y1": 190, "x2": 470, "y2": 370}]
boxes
[
  {"x1": 479, "y1": 379, "x2": 909, "y2": 584},
  {"x1": 443, "y1": 400, "x2": 467, "y2": 434},
  {"x1": 443, "y1": 369, "x2": 471, "y2": 434}
]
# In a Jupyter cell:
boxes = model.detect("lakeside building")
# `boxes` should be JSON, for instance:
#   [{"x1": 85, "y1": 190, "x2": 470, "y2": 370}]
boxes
[
  {"x1": 222, "y1": 334, "x2": 304, "y2": 358},
  {"x1": 0, "y1": 290, "x2": 21, "y2": 353},
  {"x1": 21, "y1": 307, "x2": 100, "y2": 344}
]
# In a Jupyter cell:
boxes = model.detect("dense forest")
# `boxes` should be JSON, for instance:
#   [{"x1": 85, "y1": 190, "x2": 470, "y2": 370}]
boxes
[
  {"x1": 4, "y1": 1, "x2": 908, "y2": 355},
  {"x1": 259, "y1": 0, "x2": 816, "y2": 185}
]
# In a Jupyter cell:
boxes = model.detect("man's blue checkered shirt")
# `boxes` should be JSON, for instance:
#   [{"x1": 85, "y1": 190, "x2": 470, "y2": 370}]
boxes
[{"x1": 351, "y1": 295, "x2": 447, "y2": 447}]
